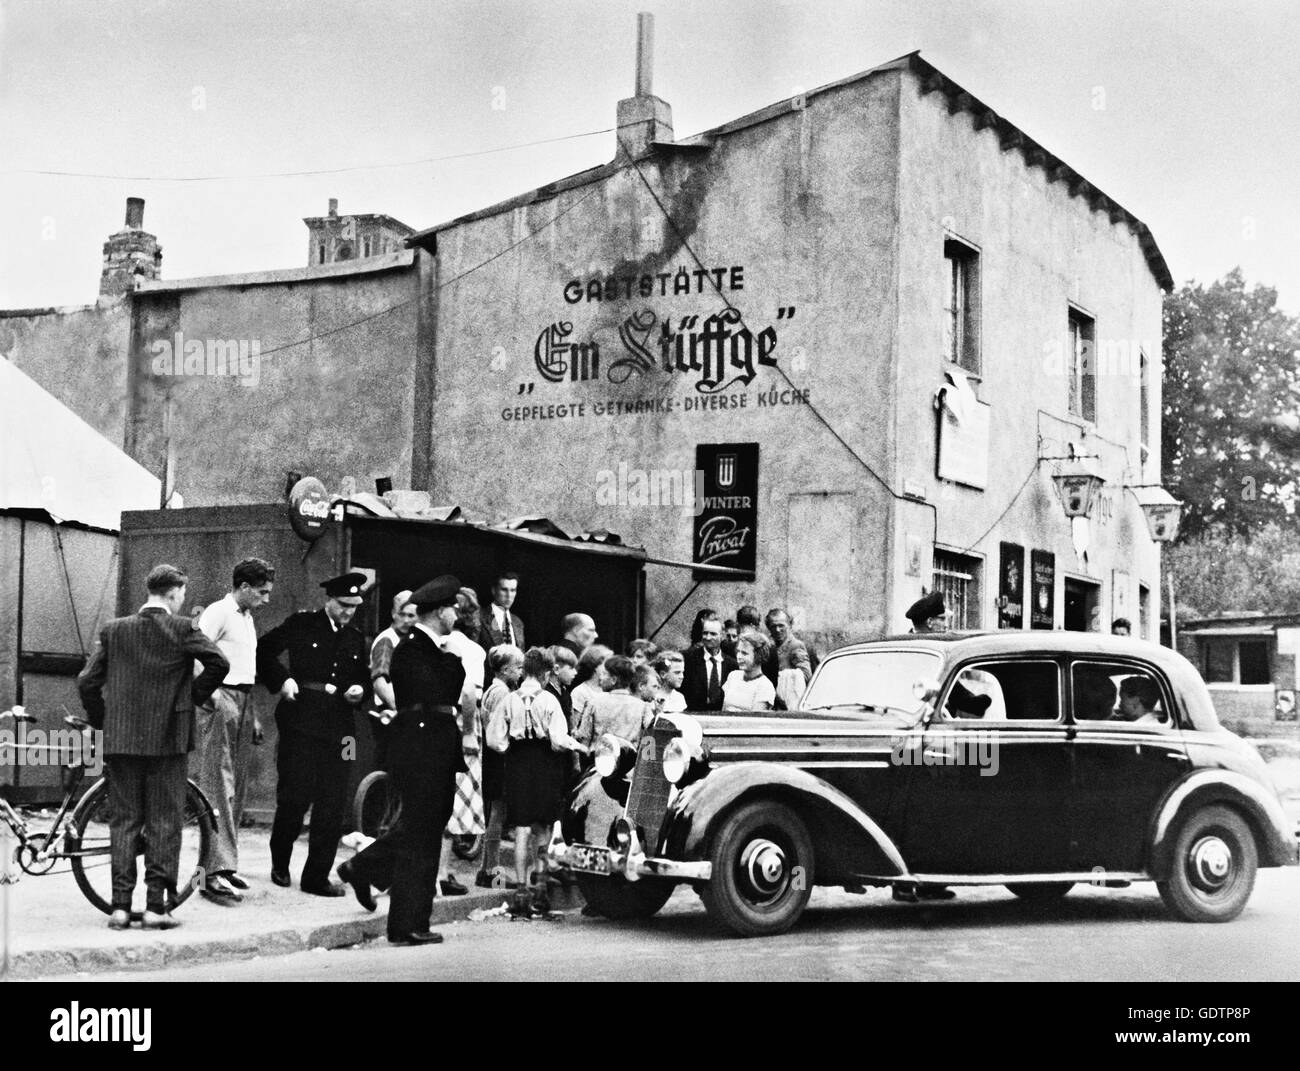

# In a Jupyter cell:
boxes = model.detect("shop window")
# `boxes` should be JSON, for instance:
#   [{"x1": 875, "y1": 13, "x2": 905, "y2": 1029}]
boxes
[
  {"x1": 943, "y1": 238, "x2": 980, "y2": 374},
  {"x1": 1239, "y1": 641, "x2": 1271, "y2": 684},
  {"x1": 933, "y1": 549, "x2": 982, "y2": 629},
  {"x1": 1068, "y1": 307, "x2": 1096, "y2": 423}
]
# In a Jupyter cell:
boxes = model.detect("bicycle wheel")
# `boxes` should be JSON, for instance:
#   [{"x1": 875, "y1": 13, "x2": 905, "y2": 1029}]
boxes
[
  {"x1": 354, "y1": 770, "x2": 401, "y2": 839},
  {"x1": 70, "y1": 777, "x2": 213, "y2": 916}
]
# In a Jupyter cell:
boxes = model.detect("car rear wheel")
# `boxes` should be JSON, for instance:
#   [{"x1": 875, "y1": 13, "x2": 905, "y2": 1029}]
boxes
[
  {"x1": 1157, "y1": 806, "x2": 1257, "y2": 923},
  {"x1": 701, "y1": 800, "x2": 813, "y2": 937},
  {"x1": 575, "y1": 874, "x2": 675, "y2": 920},
  {"x1": 1005, "y1": 882, "x2": 1074, "y2": 901}
]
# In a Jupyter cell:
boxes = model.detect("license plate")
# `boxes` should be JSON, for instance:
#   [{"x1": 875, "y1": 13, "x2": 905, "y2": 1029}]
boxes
[{"x1": 568, "y1": 844, "x2": 614, "y2": 874}]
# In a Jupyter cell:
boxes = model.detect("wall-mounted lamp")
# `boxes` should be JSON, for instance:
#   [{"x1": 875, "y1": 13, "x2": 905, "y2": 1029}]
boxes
[{"x1": 1126, "y1": 485, "x2": 1185, "y2": 542}]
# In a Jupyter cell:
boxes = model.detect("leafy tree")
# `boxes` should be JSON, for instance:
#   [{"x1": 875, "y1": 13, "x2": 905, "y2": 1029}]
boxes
[
  {"x1": 1165, "y1": 524, "x2": 1300, "y2": 618},
  {"x1": 1161, "y1": 269, "x2": 1300, "y2": 538}
]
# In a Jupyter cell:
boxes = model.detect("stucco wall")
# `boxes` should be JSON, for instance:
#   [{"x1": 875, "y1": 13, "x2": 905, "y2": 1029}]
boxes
[
  {"x1": 892, "y1": 72, "x2": 1165, "y2": 634},
  {"x1": 425, "y1": 72, "x2": 903, "y2": 651},
  {"x1": 0, "y1": 301, "x2": 131, "y2": 446},
  {"x1": 125, "y1": 263, "x2": 418, "y2": 506}
]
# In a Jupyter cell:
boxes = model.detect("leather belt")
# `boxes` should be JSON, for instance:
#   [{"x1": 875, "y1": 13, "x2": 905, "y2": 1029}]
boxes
[
  {"x1": 300, "y1": 682, "x2": 334, "y2": 693},
  {"x1": 409, "y1": 703, "x2": 458, "y2": 717},
  {"x1": 224, "y1": 683, "x2": 253, "y2": 694}
]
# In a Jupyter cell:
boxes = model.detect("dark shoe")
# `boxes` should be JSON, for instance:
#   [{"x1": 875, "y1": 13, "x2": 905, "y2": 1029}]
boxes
[
  {"x1": 108, "y1": 909, "x2": 131, "y2": 931},
  {"x1": 200, "y1": 874, "x2": 243, "y2": 904},
  {"x1": 337, "y1": 860, "x2": 376, "y2": 912},
  {"x1": 388, "y1": 930, "x2": 444, "y2": 946},
  {"x1": 141, "y1": 910, "x2": 181, "y2": 930},
  {"x1": 223, "y1": 871, "x2": 251, "y2": 891},
  {"x1": 301, "y1": 880, "x2": 346, "y2": 897},
  {"x1": 529, "y1": 886, "x2": 552, "y2": 918},
  {"x1": 439, "y1": 875, "x2": 468, "y2": 896},
  {"x1": 270, "y1": 868, "x2": 291, "y2": 888},
  {"x1": 474, "y1": 869, "x2": 495, "y2": 889}
]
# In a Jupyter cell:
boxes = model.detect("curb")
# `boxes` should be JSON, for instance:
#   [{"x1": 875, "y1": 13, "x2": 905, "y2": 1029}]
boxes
[{"x1": 7, "y1": 889, "x2": 511, "y2": 980}]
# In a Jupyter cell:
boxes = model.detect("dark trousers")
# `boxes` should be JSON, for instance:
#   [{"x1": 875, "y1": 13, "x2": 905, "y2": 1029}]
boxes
[
  {"x1": 369, "y1": 717, "x2": 392, "y2": 773},
  {"x1": 270, "y1": 728, "x2": 348, "y2": 888},
  {"x1": 105, "y1": 753, "x2": 188, "y2": 912},
  {"x1": 349, "y1": 719, "x2": 459, "y2": 938}
]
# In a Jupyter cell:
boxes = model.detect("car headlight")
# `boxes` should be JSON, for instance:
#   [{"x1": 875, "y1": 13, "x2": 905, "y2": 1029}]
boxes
[
  {"x1": 662, "y1": 737, "x2": 691, "y2": 784},
  {"x1": 594, "y1": 733, "x2": 631, "y2": 778}
]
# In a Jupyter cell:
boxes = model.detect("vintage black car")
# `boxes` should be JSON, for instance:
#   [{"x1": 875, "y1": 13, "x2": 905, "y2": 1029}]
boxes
[{"x1": 551, "y1": 632, "x2": 1298, "y2": 936}]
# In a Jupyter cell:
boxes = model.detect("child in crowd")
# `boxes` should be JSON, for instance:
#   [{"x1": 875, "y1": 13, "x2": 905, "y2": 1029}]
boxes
[
  {"x1": 591, "y1": 654, "x2": 654, "y2": 743},
  {"x1": 486, "y1": 646, "x2": 588, "y2": 917},
  {"x1": 723, "y1": 629, "x2": 776, "y2": 711},
  {"x1": 568, "y1": 644, "x2": 612, "y2": 751},
  {"x1": 627, "y1": 638, "x2": 660, "y2": 669},
  {"x1": 476, "y1": 644, "x2": 523, "y2": 889}
]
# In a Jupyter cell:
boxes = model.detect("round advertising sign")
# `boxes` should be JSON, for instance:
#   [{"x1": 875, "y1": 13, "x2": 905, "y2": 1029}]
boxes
[{"x1": 288, "y1": 476, "x2": 333, "y2": 541}]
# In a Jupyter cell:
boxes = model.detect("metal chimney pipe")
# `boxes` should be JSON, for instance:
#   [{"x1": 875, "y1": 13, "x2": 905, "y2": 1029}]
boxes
[
  {"x1": 635, "y1": 12, "x2": 654, "y2": 97},
  {"x1": 125, "y1": 197, "x2": 145, "y2": 229},
  {"x1": 328, "y1": 198, "x2": 338, "y2": 217}
]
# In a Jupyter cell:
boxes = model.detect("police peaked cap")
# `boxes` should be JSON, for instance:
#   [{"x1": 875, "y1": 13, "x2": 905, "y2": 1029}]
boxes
[
  {"x1": 410, "y1": 575, "x2": 462, "y2": 609},
  {"x1": 906, "y1": 591, "x2": 946, "y2": 624},
  {"x1": 321, "y1": 572, "x2": 368, "y2": 604}
]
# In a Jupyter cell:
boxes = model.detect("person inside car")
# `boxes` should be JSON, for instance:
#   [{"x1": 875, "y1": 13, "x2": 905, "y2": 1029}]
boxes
[
  {"x1": 1116, "y1": 675, "x2": 1169, "y2": 727},
  {"x1": 1073, "y1": 669, "x2": 1118, "y2": 721}
]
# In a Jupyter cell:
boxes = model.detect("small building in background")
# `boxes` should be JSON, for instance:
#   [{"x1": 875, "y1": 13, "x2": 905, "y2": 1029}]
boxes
[
  {"x1": 303, "y1": 198, "x2": 415, "y2": 266},
  {"x1": 1178, "y1": 612, "x2": 1300, "y2": 737}
]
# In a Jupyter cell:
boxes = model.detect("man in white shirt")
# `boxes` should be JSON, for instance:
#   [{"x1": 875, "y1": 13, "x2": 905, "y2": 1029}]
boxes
[
  {"x1": 192, "y1": 557, "x2": 275, "y2": 903},
  {"x1": 478, "y1": 572, "x2": 524, "y2": 651},
  {"x1": 368, "y1": 590, "x2": 415, "y2": 769}
]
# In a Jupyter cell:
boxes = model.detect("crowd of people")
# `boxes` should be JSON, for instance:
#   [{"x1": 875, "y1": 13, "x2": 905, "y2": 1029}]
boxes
[{"x1": 73, "y1": 557, "x2": 822, "y2": 942}]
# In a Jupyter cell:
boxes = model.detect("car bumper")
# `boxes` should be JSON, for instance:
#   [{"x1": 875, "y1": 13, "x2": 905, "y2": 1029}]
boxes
[{"x1": 549, "y1": 841, "x2": 712, "y2": 883}]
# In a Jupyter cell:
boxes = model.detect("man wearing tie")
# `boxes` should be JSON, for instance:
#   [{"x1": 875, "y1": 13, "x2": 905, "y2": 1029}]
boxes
[
  {"x1": 478, "y1": 572, "x2": 524, "y2": 651},
  {"x1": 681, "y1": 613, "x2": 737, "y2": 711}
]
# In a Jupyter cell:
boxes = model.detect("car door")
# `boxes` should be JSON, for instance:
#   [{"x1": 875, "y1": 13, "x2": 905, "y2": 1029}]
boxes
[
  {"x1": 1066, "y1": 659, "x2": 1191, "y2": 873},
  {"x1": 899, "y1": 659, "x2": 1070, "y2": 876}
]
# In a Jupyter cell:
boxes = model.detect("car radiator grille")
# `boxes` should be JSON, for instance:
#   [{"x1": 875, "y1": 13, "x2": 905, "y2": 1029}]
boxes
[{"x1": 624, "y1": 720, "x2": 679, "y2": 854}]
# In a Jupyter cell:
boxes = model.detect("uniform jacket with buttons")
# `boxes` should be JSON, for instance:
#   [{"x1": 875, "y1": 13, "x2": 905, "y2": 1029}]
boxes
[
  {"x1": 388, "y1": 626, "x2": 469, "y2": 774},
  {"x1": 256, "y1": 609, "x2": 369, "y2": 739}
]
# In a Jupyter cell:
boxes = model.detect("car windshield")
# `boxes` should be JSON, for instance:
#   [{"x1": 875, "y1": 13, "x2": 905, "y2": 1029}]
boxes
[{"x1": 800, "y1": 649, "x2": 943, "y2": 722}]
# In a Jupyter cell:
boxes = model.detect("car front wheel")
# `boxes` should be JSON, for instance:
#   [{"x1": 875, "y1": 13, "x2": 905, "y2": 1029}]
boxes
[
  {"x1": 1157, "y1": 805, "x2": 1257, "y2": 923},
  {"x1": 701, "y1": 800, "x2": 814, "y2": 937}
]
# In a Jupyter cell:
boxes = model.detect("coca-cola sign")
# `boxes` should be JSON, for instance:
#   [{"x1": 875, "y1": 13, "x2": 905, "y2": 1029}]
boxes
[
  {"x1": 694, "y1": 443, "x2": 758, "y2": 580},
  {"x1": 287, "y1": 476, "x2": 333, "y2": 541}
]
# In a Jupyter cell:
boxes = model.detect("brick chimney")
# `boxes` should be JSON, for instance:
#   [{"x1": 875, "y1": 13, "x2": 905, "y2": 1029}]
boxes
[
  {"x1": 614, "y1": 13, "x2": 673, "y2": 164},
  {"x1": 100, "y1": 196, "x2": 162, "y2": 297}
]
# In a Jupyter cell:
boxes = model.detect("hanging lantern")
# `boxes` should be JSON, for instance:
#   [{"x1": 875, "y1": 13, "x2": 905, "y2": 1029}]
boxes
[{"x1": 1052, "y1": 470, "x2": 1106, "y2": 519}]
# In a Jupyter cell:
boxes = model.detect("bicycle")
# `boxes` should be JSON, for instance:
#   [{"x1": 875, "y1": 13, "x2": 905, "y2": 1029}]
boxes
[
  {"x1": 0, "y1": 708, "x2": 215, "y2": 919},
  {"x1": 352, "y1": 770, "x2": 483, "y2": 860}
]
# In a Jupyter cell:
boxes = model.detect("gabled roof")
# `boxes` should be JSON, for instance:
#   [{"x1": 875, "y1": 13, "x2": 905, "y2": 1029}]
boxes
[{"x1": 407, "y1": 51, "x2": 1172, "y2": 291}]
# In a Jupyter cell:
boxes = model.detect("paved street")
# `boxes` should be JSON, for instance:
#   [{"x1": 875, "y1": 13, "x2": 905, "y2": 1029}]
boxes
[{"x1": 41, "y1": 867, "x2": 1300, "y2": 982}]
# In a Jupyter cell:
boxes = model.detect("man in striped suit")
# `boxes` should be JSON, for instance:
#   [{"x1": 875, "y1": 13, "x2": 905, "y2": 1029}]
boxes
[{"x1": 77, "y1": 564, "x2": 229, "y2": 930}]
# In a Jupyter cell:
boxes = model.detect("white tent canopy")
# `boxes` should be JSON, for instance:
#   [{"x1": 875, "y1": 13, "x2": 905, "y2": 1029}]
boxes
[{"x1": 0, "y1": 358, "x2": 160, "y2": 531}]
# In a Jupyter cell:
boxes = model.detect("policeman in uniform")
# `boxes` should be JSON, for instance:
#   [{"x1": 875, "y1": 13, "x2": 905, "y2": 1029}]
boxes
[
  {"x1": 337, "y1": 575, "x2": 467, "y2": 945},
  {"x1": 257, "y1": 572, "x2": 370, "y2": 895},
  {"x1": 905, "y1": 591, "x2": 948, "y2": 632}
]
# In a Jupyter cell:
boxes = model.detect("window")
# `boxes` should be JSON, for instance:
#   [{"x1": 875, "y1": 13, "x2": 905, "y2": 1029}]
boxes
[
  {"x1": 363, "y1": 237, "x2": 372, "y2": 257},
  {"x1": 1071, "y1": 661, "x2": 1173, "y2": 727},
  {"x1": 932, "y1": 549, "x2": 982, "y2": 629},
  {"x1": 1203, "y1": 637, "x2": 1273, "y2": 685},
  {"x1": 943, "y1": 660, "x2": 1060, "y2": 721},
  {"x1": 943, "y1": 238, "x2": 980, "y2": 373},
  {"x1": 1139, "y1": 350, "x2": 1151, "y2": 474},
  {"x1": 1068, "y1": 308, "x2": 1096, "y2": 422},
  {"x1": 318, "y1": 243, "x2": 326, "y2": 264}
]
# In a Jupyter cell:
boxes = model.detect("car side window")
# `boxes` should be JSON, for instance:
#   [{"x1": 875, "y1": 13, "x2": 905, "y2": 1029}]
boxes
[
  {"x1": 941, "y1": 660, "x2": 1060, "y2": 722},
  {"x1": 1070, "y1": 661, "x2": 1174, "y2": 728}
]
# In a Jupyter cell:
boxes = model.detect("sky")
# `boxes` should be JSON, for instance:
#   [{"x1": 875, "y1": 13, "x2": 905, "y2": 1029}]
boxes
[{"x1": 1, "y1": 0, "x2": 1296, "y2": 311}]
